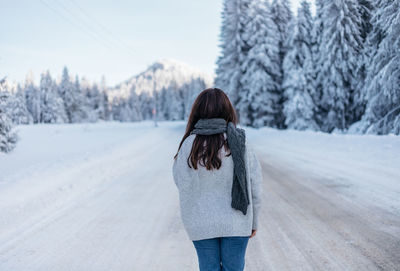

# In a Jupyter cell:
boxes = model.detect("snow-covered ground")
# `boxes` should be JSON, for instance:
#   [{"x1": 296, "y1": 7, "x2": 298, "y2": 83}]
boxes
[
  {"x1": 0, "y1": 121, "x2": 399, "y2": 270},
  {"x1": 247, "y1": 127, "x2": 400, "y2": 217}
]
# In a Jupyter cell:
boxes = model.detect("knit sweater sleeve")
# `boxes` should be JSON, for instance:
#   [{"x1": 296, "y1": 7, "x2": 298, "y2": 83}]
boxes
[
  {"x1": 172, "y1": 156, "x2": 179, "y2": 188},
  {"x1": 172, "y1": 138, "x2": 192, "y2": 191},
  {"x1": 172, "y1": 150, "x2": 184, "y2": 190},
  {"x1": 247, "y1": 143, "x2": 263, "y2": 230}
]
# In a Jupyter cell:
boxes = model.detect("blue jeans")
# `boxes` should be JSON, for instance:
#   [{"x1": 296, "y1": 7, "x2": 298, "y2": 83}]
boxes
[{"x1": 192, "y1": 236, "x2": 250, "y2": 271}]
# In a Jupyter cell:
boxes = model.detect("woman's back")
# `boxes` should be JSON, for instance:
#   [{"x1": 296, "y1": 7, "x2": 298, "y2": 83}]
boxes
[{"x1": 172, "y1": 132, "x2": 263, "y2": 241}]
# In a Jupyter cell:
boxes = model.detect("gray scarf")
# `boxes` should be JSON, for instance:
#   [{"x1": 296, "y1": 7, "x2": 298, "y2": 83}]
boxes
[{"x1": 191, "y1": 118, "x2": 249, "y2": 215}]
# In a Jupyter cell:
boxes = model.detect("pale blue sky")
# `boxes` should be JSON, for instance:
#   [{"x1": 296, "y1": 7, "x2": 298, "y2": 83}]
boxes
[{"x1": 1, "y1": 0, "x2": 312, "y2": 86}]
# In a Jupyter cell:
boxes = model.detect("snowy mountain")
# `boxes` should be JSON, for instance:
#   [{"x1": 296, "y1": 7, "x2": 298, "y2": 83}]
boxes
[{"x1": 108, "y1": 59, "x2": 214, "y2": 99}]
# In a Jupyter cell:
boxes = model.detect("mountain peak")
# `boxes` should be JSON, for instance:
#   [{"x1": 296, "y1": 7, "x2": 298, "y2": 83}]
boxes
[
  {"x1": 109, "y1": 59, "x2": 214, "y2": 99},
  {"x1": 150, "y1": 58, "x2": 191, "y2": 69}
]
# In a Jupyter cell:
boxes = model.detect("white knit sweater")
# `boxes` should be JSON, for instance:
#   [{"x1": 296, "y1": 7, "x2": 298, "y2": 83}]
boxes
[{"x1": 172, "y1": 133, "x2": 263, "y2": 241}]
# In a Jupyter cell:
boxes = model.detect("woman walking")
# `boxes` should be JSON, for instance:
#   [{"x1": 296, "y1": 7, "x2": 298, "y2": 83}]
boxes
[{"x1": 172, "y1": 88, "x2": 263, "y2": 271}]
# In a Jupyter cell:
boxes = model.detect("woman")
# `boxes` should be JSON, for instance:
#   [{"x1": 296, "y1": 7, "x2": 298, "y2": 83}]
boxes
[{"x1": 172, "y1": 88, "x2": 263, "y2": 271}]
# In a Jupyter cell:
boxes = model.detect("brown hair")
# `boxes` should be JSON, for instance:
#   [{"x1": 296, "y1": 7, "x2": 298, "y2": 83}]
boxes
[{"x1": 173, "y1": 88, "x2": 239, "y2": 170}]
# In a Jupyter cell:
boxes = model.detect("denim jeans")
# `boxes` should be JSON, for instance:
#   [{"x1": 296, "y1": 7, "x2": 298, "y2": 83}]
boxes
[{"x1": 192, "y1": 236, "x2": 250, "y2": 271}]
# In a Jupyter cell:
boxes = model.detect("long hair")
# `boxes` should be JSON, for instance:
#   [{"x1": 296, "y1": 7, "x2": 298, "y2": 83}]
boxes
[{"x1": 173, "y1": 88, "x2": 239, "y2": 170}]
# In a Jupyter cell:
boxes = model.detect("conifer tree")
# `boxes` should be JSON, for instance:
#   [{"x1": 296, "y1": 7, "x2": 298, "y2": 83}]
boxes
[
  {"x1": 182, "y1": 78, "x2": 207, "y2": 120},
  {"x1": 40, "y1": 71, "x2": 67, "y2": 123},
  {"x1": 270, "y1": 0, "x2": 294, "y2": 128},
  {"x1": 318, "y1": 0, "x2": 363, "y2": 132},
  {"x1": 238, "y1": 0, "x2": 281, "y2": 127},
  {"x1": 99, "y1": 76, "x2": 110, "y2": 121},
  {"x1": 128, "y1": 86, "x2": 142, "y2": 121},
  {"x1": 59, "y1": 67, "x2": 88, "y2": 123},
  {"x1": 360, "y1": 0, "x2": 400, "y2": 134},
  {"x1": 24, "y1": 73, "x2": 41, "y2": 124},
  {"x1": 351, "y1": 0, "x2": 374, "y2": 126},
  {"x1": 283, "y1": 1, "x2": 318, "y2": 130},
  {"x1": 0, "y1": 78, "x2": 18, "y2": 153},
  {"x1": 311, "y1": 0, "x2": 326, "y2": 128},
  {"x1": 215, "y1": 0, "x2": 252, "y2": 112},
  {"x1": 7, "y1": 84, "x2": 33, "y2": 124}
]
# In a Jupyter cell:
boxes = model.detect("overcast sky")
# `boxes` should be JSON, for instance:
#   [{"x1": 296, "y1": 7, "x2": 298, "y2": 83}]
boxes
[{"x1": 1, "y1": 0, "x2": 314, "y2": 86}]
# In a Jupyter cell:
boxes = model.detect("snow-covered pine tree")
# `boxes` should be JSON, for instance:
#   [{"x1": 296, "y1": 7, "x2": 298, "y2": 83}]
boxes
[
  {"x1": 24, "y1": 73, "x2": 41, "y2": 123},
  {"x1": 311, "y1": 0, "x2": 326, "y2": 128},
  {"x1": 72, "y1": 75, "x2": 90, "y2": 122},
  {"x1": 318, "y1": 0, "x2": 363, "y2": 132},
  {"x1": 351, "y1": 0, "x2": 374, "y2": 126},
  {"x1": 7, "y1": 84, "x2": 33, "y2": 124},
  {"x1": 238, "y1": 0, "x2": 281, "y2": 128},
  {"x1": 89, "y1": 83, "x2": 102, "y2": 122},
  {"x1": 214, "y1": 0, "x2": 238, "y2": 100},
  {"x1": 214, "y1": 0, "x2": 252, "y2": 113},
  {"x1": 158, "y1": 87, "x2": 168, "y2": 121},
  {"x1": 99, "y1": 76, "x2": 110, "y2": 121},
  {"x1": 58, "y1": 66, "x2": 72, "y2": 119},
  {"x1": 352, "y1": 0, "x2": 384, "y2": 134},
  {"x1": 271, "y1": 0, "x2": 294, "y2": 62},
  {"x1": 282, "y1": 0, "x2": 318, "y2": 130},
  {"x1": 183, "y1": 77, "x2": 207, "y2": 120},
  {"x1": 127, "y1": 85, "x2": 142, "y2": 121},
  {"x1": 164, "y1": 82, "x2": 184, "y2": 121},
  {"x1": 270, "y1": 0, "x2": 294, "y2": 128},
  {"x1": 110, "y1": 97, "x2": 120, "y2": 121},
  {"x1": 111, "y1": 96, "x2": 132, "y2": 122},
  {"x1": 93, "y1": 79, "x2": 111, "y2": 122},
  {"x1": 99, "y1": 90, "x2": 110, "y2": 121},
  {"x1": 0, "y1": 78, "x2": 18, "y2": 153},
  {"x1": 359, "y1": 0, "x2": 374, "y2": 42},
  {"x1": 153, "y1": 89, "x2": 161, "y2": 122},
  {"x1": 359, "y1": 0, "x2": 400, "y2": 134},
  {"x1": 157, "y1": 81, "x2": 184, "y2": 120},
  {"x1": 59, "y1": 67, "x2": 88, "y2": 123},
  {"x1": 361, "y1": 0, "x2": 385, "y2": 99},
  {"x1": 81, "y1": 77, "x2": 99, "y2": 122},
  {"x1": 40, "y1": 71, "x2": 67, "y2": 123},
  {"x1": 138, "y1": 92, "x2": 153, "y2": 120}
]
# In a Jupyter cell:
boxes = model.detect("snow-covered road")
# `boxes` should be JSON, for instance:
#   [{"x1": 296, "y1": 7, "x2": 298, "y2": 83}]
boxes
[{"x1": 0, "y1": 121, "x2": 399, "y2": 270}]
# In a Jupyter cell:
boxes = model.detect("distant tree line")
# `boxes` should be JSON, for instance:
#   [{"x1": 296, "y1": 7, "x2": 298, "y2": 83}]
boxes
[
  {"x1": 0, "y1": 66, "x2": 209, "y2": 153},
  {"x1": 1, "y1": 68, "x2": 111, "y2": 127},
  {"x1": 215, "y1": 0, "x2": 399, "y2": 135}
]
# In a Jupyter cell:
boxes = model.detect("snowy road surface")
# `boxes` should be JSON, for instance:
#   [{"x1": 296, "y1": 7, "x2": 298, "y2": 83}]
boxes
[{"x1": 0, "y1": 121, "x2": 399, "y2": 270}]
